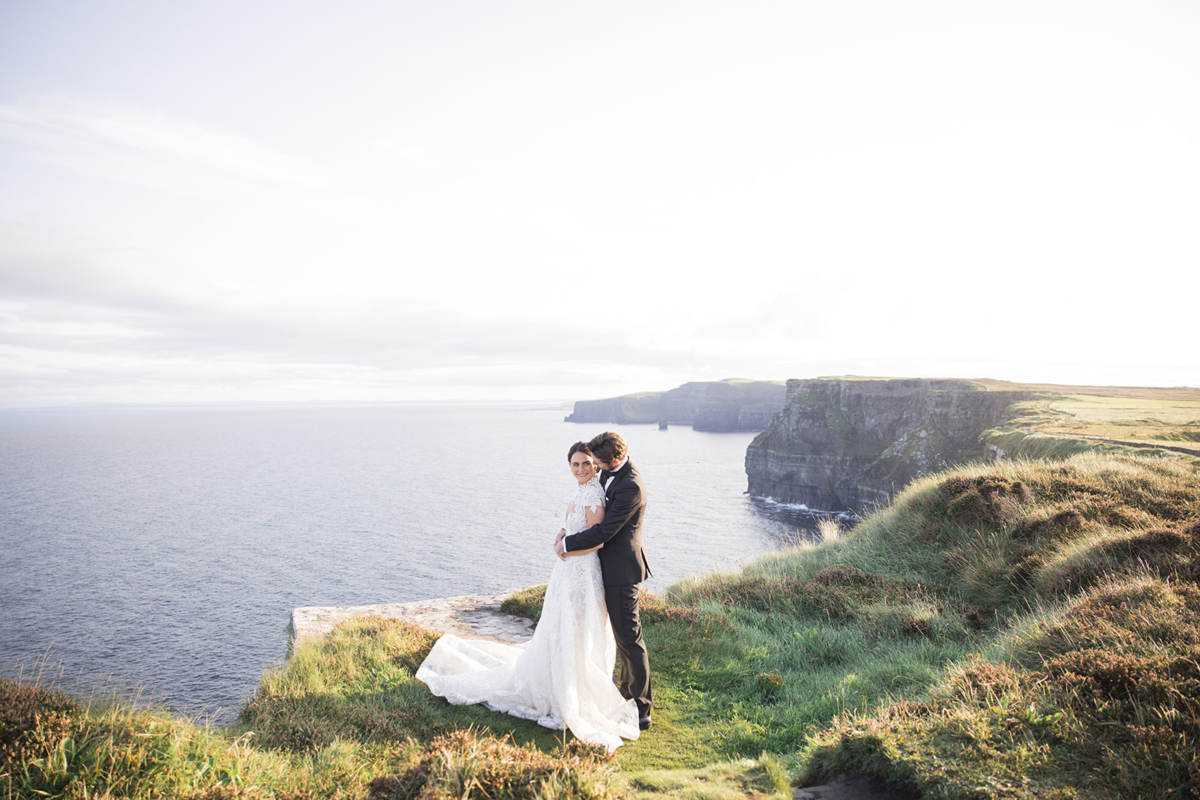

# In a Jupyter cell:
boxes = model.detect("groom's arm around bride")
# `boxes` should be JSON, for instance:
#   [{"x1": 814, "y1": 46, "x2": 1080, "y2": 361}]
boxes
[
  {"x1": 556, "y1": 438, "x2": 650, "y2": 582},
  {"x1": 559, "y1": 462, "x2": 650, "y2": 582}
]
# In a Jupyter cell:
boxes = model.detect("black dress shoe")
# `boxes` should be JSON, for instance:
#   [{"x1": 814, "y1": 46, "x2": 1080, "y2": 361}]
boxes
[{"x1": 638, "y1": 716, "x2": 652, "y2": 730}]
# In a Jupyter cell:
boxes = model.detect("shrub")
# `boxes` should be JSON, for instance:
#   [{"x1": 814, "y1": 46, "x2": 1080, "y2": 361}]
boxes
[
  {"x1": 756, "y1": 671, "x2": 784, "y2": 702},
  {"x1": 366, "y1": 729, "x2": 616, "y2": 800},
  {"x1": 500, "y1": 585, "x2": 547, "y2": 623},
  {"x1": 0, "y1": 679, "x2": 80, "y2": 767},
  {"x1": 941, "y1": 474, "x2": 1031, "y2": 527}
]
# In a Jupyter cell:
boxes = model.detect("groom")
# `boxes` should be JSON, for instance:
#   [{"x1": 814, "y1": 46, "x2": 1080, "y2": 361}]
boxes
[{"x1": 555, "y1": 430, "x2": 653, "y2": 730}]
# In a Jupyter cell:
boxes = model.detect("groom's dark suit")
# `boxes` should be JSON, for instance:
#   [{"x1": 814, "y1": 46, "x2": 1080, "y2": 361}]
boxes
[{"x1": 564, "y1": 458, "x2": 652, "y2": 718}]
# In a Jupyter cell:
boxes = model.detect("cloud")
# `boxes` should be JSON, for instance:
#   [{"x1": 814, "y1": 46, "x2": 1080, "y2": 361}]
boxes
[
  {"x1": 372, "y1": 137, "x2": 440, "y2": 169},
  {"x1": 0, "y1": 221, "x2": 717, "y2": 405},
  {"x1": 0, "y1": 101, "x2": 332, "y2": 193},
  {"x1": 2, "y1": 203, "x2": 1197, "y2": 408},
  {"x1": 0, "y1": 222, "x2": 220, "y2": 310}
]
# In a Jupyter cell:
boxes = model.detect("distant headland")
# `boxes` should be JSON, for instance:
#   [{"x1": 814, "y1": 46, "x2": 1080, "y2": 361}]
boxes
[{"x1": 564, "y1": 378, "x2": 786, "y2": 431}]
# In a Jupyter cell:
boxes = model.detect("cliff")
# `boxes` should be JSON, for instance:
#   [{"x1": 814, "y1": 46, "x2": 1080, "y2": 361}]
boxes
[
  {"x1": 745, "y1": 378, "x2": 1033, "y2": 512},
  {"x1": 565, "y1": 379, "x2": 786, "y2": 431}
]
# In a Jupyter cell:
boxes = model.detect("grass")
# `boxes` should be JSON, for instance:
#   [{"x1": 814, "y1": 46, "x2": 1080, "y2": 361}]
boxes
[
  {"x1": 784, "y1": 453, "x2": 1200, "y2": 799},
  {"x1": 980, "y1": 388, "x2": 1200, "y2": 463},
  {"x1": 1, "y1": 620, "x2": 624, "y2": 799},
  {"x1": 0, "y1": 598, "x2": 785, "y2": 799},
  {"x1": 824, "y1": 377, "x2": 1200, "y2": 462},
  {"x1": 4, "y1": 451, "x2": 1200, "y2": 798}
]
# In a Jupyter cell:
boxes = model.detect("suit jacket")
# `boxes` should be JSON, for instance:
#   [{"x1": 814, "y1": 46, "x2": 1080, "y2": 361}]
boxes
[{"x1": 565, "y1": 458, "x2": 651, "y2": 585}]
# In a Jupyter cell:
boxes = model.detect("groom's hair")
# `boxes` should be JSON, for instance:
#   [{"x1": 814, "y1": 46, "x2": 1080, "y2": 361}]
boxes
[{"x1": 588, "y1": 431, "x2": 627, "y2": 464}]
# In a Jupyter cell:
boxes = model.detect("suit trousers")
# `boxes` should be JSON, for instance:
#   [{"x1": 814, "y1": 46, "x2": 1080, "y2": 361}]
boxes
[{"x1": 604, "y1": 582, "x2": 652, "y2": 718}]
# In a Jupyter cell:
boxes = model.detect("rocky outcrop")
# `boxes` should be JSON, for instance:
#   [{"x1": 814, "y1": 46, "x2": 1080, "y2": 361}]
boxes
[
  {"x1": 566, "y1": 379, "x2": 786, "y2": 432},
  {"x1": 289, "y1": 588, "x2": 537, "y2": 645},
  {"x1": 745, "y1": 379, "x2": 1034, "y2": 512}
]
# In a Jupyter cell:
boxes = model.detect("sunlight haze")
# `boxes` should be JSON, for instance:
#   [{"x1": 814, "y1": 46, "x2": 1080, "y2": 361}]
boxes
[{"x1": 1, "y1": 1, "x2": 1197, "y2": 406}]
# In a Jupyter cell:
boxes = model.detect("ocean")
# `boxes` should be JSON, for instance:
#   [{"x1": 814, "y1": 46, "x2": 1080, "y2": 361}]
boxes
[{"x1": 0, "y1": 403, "x2": 822, "y2": 723}]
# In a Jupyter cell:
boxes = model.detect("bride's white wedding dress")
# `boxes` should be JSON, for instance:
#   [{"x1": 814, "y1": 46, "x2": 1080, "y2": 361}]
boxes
[{"x1": 415, "y1": 476, "x2": 640, "y2": 752}]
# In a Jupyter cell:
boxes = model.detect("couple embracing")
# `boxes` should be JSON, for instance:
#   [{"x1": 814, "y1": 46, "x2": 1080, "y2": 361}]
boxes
[{"x1": 416, "y1": 431, "x2": 652, "y2": 752}]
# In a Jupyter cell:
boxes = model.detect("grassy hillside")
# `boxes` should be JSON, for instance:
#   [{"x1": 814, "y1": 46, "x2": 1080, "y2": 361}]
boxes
[
  {"x1": 4, "y1": 451, "x2": 1200, "y2": 799},
  {"x1": 673, "y1": 451, "x2": 1200, "y2": 798}
]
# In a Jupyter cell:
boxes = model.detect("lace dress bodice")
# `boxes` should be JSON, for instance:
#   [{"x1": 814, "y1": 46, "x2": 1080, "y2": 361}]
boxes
[
  {"x1": 415, "y1": 475, "x2": 639, "y2": 752},
  {"x1": 565, "y1": 476, "x2": 605, "y2": 536}
]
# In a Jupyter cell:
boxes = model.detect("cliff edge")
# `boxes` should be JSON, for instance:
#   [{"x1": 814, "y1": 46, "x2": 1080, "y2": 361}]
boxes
[{"x1": 745, "y1": 378, "x2": 1033, "y2": 512}]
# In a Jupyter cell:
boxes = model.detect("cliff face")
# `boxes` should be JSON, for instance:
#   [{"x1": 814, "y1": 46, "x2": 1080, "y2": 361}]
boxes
[
  {"x1": 564, "y1": 392, "x2": 663, "y2": 425},
  {"x1": 745, "y1": 379, "x2": 1033, "y2": 512},
  {"x1": 566, "y1": 380, "x2": 786, "y2": 432}
]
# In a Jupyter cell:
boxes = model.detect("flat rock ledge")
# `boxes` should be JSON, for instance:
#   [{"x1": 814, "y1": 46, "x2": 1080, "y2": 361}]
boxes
[{"x1": 289, "y1": 588, "x2": 538, "y2": 646}]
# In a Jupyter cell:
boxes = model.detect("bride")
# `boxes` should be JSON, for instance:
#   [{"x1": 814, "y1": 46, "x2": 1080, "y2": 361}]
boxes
[{"x1": 415, "y1": 442, "x2": 641, "y2": 752}]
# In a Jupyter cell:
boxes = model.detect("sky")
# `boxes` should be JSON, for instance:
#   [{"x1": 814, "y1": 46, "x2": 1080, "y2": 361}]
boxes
[{"x1": 1, "y1": 0, "x2": 1197, "y2": 407}]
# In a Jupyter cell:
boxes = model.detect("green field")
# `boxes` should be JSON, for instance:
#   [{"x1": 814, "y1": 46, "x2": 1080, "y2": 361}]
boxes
[
  {"x1": 972, "y1": 380, "x2": 1200, "y2": 448},
  {"x1": 967, "y1": 381, "x2": 1200, "y2": 467}
]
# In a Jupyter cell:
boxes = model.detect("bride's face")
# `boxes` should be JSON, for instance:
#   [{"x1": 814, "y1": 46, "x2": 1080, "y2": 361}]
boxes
[{"x1": 569, "y1": 452, "x2": 597, "y2": 484}]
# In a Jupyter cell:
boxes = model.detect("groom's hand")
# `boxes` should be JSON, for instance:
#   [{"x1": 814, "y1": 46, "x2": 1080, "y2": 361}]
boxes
[{"x1": 553, "y1": 528, "x2": 567, "y2": 559}]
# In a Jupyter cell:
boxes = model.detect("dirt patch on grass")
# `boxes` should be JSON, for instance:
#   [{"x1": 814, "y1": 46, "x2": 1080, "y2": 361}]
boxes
[{"x1": 794, "y1": 771, "x2": 919, "y2": 799}]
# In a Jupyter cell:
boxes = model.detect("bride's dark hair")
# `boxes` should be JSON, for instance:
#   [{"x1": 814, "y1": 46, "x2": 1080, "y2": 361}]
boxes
[{"x1": 567, "y1": 441, "x2": 594, "y2": 461}]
